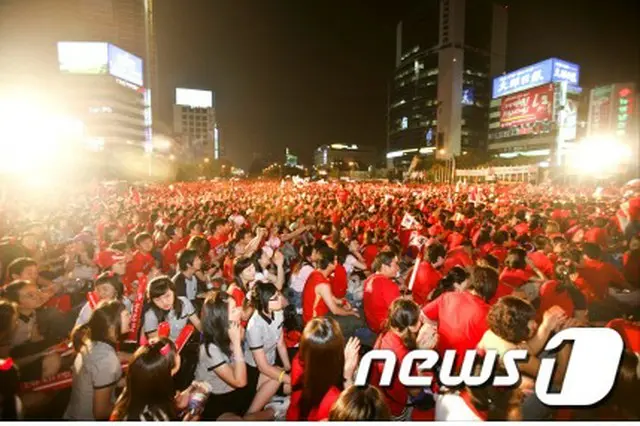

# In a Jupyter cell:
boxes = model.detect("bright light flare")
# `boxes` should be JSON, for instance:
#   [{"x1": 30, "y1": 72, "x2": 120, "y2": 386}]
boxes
[{"x1": 568, "y1": 136, "x2": 631, "y2": 176}]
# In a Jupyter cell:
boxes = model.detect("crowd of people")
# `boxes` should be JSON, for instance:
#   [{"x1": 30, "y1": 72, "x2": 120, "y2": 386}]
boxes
[{"x1": 0, "y1": 178, "x2": 639, "y2": 421}]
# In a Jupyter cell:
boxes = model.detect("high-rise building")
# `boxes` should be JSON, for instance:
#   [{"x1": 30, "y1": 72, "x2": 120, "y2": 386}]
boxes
[
  {"x1": 173, "y1": 88, "x2": 220, "y2": 162},
  {"x1": 387, "y1": 0, "x2": 508, "y2": 168}
]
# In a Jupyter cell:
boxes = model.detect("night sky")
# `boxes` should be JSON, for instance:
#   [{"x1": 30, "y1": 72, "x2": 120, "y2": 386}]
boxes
[{"x1": 155, "y1": 0, "x2": 639, "y2": 170}]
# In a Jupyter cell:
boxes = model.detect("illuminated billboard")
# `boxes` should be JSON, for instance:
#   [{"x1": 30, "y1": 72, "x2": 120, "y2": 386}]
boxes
[
  {"x1": 587, "y1": 83, "x2": 636, "y2": 138},
  {"x1": 492, "y1": 58, "x2": 580, "y2": 99},
  {"x1": 57, "y1": 42, "x2": 109, "y2": 74},
  {"x1": 500, "y1": 84, "x2": 555, "y2": 128},
  {"x1": 176, "y1": 88, "x2": 214, "y2": 108},
  {"x1": 108, "y1": 44, "x2": 143, "y2": 87}
]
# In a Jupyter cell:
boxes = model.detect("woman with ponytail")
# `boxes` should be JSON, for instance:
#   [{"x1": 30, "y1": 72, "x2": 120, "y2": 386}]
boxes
[
  {"x1": 64, "y1": 300, "x2": 131, "y2": 420},
  {"x1": 370, "y1": 298, "x2": 425, "y2": 421}
]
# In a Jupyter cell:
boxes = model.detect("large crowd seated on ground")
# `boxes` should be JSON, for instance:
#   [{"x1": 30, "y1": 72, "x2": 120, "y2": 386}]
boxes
[{"x1": 0, "y1": 179, "x2": 639, "y2": 421}]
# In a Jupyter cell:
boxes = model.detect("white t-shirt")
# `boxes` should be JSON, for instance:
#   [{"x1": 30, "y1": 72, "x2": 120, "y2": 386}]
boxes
[
  {"x1": 344, "y1": 254, "x2": 360, "y2": 275},
  {"x1": 290, "y1": 264, "x2": 314, "y2": 293},
  {"x1": 435, "y1": 393, "x2": 483, "y2": 421}
]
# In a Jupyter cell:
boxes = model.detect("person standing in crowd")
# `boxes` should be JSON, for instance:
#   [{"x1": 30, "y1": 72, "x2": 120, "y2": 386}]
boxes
[
  {"x1": 429, "y1": 266, "x2": 469, "y2": 301},
  {"x1": 0, "y1": 300, "x2": 21, "y2": 420},
  {"x1": 302, "y1": 247, "x2": 361, "y2": 338},
  {"x1": 422, "y1": 266, "x2": 498, "y2": 369},
  {"x1": 195, "y1": 292, "x2": 276, "y2": 421},
  {"x1": 328, "y1": 385, "x2": 391, "y2": 421},
  {"x1": 286, "y1": 317, "x2": 361, "y2": 421},
  {"x1": 64, "y1": 300, "x2": 131, "y2": 420},
  {"x1": 252, "y1": 247, "x2": 285, "y2": 291}
]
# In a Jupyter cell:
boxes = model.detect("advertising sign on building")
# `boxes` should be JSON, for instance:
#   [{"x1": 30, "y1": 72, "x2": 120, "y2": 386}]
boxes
[
  {"x1": 492, "y1": 58, "x2": 580, "y2": 99},
  {"x1": 176, "y1": 88, "x2": 214, "y2": 108},
  {"x1": 616, "y1": 85, "x2": 635, "y2": 138},
  {"x1": 500, "y1": 84, "x2": 555, "y2": 128},
  {"x1": 108, "y1": 44, "x2": 144, "y2": 87},
  {"x1": 57, "y1": 42, "x2": 109, "y2": 74}
]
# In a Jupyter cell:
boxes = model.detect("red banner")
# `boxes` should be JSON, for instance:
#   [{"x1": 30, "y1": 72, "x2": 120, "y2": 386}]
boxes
[
  {"x1": 127, "y1": 275, "x2": 148, "y2": 342},
  {"x1": 500, "y1": 84, "x2": 554, "y2": 128}
]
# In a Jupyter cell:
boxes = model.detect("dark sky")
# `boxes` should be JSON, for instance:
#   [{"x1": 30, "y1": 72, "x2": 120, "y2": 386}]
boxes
[{"x1": 155, "y1": 0, "x2": 639, "y2": 170}]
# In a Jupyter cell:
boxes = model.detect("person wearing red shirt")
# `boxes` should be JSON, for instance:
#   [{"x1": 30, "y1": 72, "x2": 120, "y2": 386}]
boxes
[
  {"x1": 123, "y1": 232, "x2": 157, "y2": 295},
  {"x1": 227, "y1": 256, "x2": 254, "y2": 324},
  {"x1": 423, "y1": 266, "x2": 498, "y2": 369},
  {"x1": 408, "y1": 244, "x2": 445, "y2": 306},
  {"x1": 528, "y1": 235, "x2": 555, "y2": 280},
  {"x1": 583, "y1": 217, "x2": 609, "y2": 249},
  {"x1": 161, "y1": 224, "x2": 185, "y2": 274},
  {"x1": 442, "y1": 241, "x2": 474, "y2": 275},
  {"x1": 607, "y1": 318, "x2": 640, "y2": 353},
  {"x1": 287, "y1": 317, "x2": 360, "y2": 421},
  {"x1": 513, "y1": 210, "x2": 529, "y2": 237},
  {"x1": 487, "y1": 230, "x2": 510, "y2": 265},
  {"x1": 577, "y1": 243, "x2": 631, "y2": 303},
  {"x1": 302, "y1": 247, "x2": 361, "y2": 337},
  {"x1": 207, "y1": 219, "x2": 230, "y2": 260},
  {"x1": 537, "y1": 275, "x2": 588, "y2": 324},
  {"x1": 623, "y1": 235, "x2": 640, "y2": 289},
  {"x1": 370, "y1": 299, "x2": 425, "y2": 420},
  {"x1": 363, "y1": 252, "x2": 401, "y2": 335},
  {"x1": 361, "y1": 231, "x2": 379, "y2": 270},
  {"x1": 331, "y1": 243, "x2": 350, "y2": 300}
]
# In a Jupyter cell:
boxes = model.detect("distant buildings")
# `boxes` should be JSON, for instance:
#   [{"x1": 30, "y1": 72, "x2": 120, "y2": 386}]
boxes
[
  {"x1": 314, "y1": 144, "x2": 377, "y2": 169},
  {"x1": 387, "y1": 0, "x2": 508, "y2": 168},
  {"x1": 172, "y1": 88, "x2": 220, "y2": 162}
]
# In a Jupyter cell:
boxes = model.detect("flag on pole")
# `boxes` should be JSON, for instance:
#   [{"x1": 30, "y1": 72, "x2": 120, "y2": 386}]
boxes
[{"x1": 400, "y1": 212, "x2": 420, "y2": 229}]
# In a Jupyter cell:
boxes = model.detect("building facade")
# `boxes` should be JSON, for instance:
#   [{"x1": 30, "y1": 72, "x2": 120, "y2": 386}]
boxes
[
  {"x1": 172, "y1": 88, "x2": 219, "y2": 162},
  {"x1": 314, "y1": 144, "x2": 377, "y2": 169},
  {"x1": 387, "y1": 0, "x2": 507, "y2": 168}
]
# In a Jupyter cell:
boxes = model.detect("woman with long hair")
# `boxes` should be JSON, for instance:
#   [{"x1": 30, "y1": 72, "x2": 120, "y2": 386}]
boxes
[
  {"x1": 429, "y1": 266, "x2": 469, "y2": 301},
  {"x1": 227, "y1": 256, "x2": 255, "y2": 322},
  {"x1": 286, "y1": 317, "x2": 361, "y2": 421},
  {"x1": 370, "y1": 298, "x2": 424, "y2": 421},
  {"x1": 111, "y1": 338, "x2": 194, "y2": 421},
  {"x1": 329, "y1": 385, "x2": 391, "y2": 421},
  {"x1": 64, "y1": 300, "x2": 131, "y2": 420},
  {"x1": 195, "y1": 291, "x2": 275, "y2": 421},
  {"x1": 142, "y1": 276, "x2": 201, "y2": 341},
  {"x1": 244, "y1": 282, "x2": 291, "y2": 419}
]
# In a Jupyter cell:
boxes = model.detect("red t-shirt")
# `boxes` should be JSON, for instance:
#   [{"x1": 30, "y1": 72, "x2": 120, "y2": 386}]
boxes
[
  {"x1": 577, "y1": 258, "x2": 625, "y2": 302},
  {"x1": 124, "y1": 250, "x2": 155, "y2": 293},
  {"x1": 499, "y1": 268, "x2": 534, "y2": 289},
  {"x1": 302, "y1": 270, "x2": 331, "y2": 324},
  {"x1": 442, "y1": 247, "x2": 473, "y2": 275},
  {"x1": 410, "y1": 262, "x2": 442, "y2": 306},
  {"x1": 208, "y1": 233, "x2": 228, "y2": 253},
  {"x1": 584, "y1": 227, "x2": 608, "y2": 248},
  {"x1": 623, "y1": 250, "x2": 640, "y2": 289},
  {"x1": 528, "y1": 251, "x2": 555, "y2": 280},
  {"x1": 487, "y1": 245, "x2": 509, "y2": 265},
  {"x1": 331, "y1": 263, "x2": 348, "y2": 299},
  {"x1": 363, "y1": 274, "x2": 401, "y2": 334},
  {"x1": 371, "y1": 331, "x2": 415, "y2": 417},
  {"x1": 161, "y1": 239, "x2": 185, "y2": 273},
  {"x1": 606, "y1": 318, "x2": 640, "y2": 353},
  {"x1": 423, "y1": 291, "x2": 489, "y2": 368},
  {"x1": 447, "y1": 232, "x2": 465, "y2": 250},
  {"x1": 362, "y1": 244, "x2": 379, "y2": 270},
  {"x1": 287, "y1": 386, "x2": 341, "y2": 421},
  {"x1": 537, "y1": 280, "x2": 575, "y2": 323},
  {"x1": 227, "y1": 285, "x2": 245, "y2": 309}
]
